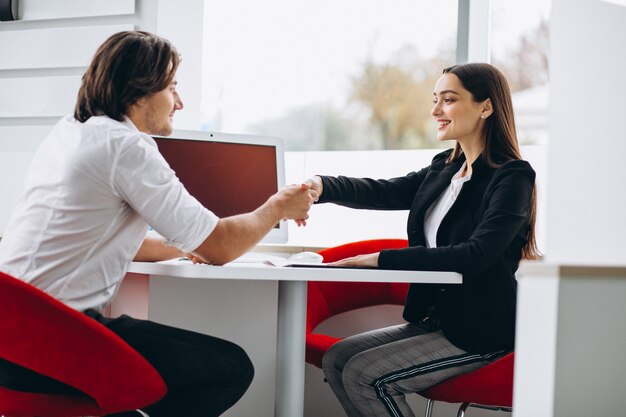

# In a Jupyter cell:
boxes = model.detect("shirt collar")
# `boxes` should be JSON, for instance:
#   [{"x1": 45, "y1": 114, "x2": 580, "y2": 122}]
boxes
[
  {"x1": 452, "y1": 161, "x2": 472, "y2": 183},
  {"x1": 120, "y1": 116, "x2": 158, "y2": 147},
  {"x1": 448, "y1": 151, "x2": 492, "y2": 182},
  {"x1": 121, "y1": 116, "x2": 140, "y2": 132}
]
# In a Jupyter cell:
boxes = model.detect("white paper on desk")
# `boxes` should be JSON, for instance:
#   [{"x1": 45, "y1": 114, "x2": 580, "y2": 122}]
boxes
[
  {"x1": 263, "y1": 260, "x2": 326, "y2": 267},
  {"x1": 157, "y1": 257, "x2": 192, "y2": 265}
]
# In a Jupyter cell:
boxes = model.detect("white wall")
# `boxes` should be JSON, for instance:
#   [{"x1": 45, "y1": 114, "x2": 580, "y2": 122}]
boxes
[
  {"x1": 554, "y1": 273, "x2": 626, "y2": 416},
  {"x1": 545, "y1": 0, "x2": 626, "y2": 266}
]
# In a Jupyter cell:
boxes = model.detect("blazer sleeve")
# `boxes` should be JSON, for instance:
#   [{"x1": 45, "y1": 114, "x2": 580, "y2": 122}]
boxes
[
  {"x1": 317, "y1": 150, "x2": 451, "y2": 210},
  {"x1": 378, "y1": 160, "x2": 535, "y2": 275}
]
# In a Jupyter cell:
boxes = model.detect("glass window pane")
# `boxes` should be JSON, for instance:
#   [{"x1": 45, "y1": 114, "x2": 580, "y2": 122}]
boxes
[
  {"x1": 491, "y1": 0, "x2": 551, "y2": 145},
  {"x1": 202, "y1": 0, "x2": 458, "y2": 150}
]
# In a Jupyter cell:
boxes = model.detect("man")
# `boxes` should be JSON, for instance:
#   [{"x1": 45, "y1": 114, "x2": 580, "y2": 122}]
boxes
[{"x1": 0, "y1": 31, "x2": 316, "y2": 416}]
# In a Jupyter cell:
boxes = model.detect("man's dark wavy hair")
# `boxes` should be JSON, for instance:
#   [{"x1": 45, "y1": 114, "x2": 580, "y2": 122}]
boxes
[{"x1": 74, "y1": 31, "x2": 180, "y2": 122}]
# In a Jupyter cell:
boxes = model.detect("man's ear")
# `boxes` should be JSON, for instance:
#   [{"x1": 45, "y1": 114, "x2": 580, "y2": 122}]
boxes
[
  {"x1": 133, "y1": 97, "x2": 147, "y2": 108},
  {"x1": 126, "y1": 98, "x2": 144, "y2": 119}
]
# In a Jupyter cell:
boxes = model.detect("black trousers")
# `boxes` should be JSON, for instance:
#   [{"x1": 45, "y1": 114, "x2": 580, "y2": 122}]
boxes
[{"x1": 0, "y1": 310, "x2": 254, "y2": 417}]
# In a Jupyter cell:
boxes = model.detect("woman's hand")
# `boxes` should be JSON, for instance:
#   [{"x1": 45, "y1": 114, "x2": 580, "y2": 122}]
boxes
[
  {"x1": 330, "y1": 252, "x2": 379, "y2": 268},
  {"x1": 303, "y1": 176, "x2": 323, "y2": 202},
  {"x1": 294, "y1": 176, "x2": 323, "y2": 227}
]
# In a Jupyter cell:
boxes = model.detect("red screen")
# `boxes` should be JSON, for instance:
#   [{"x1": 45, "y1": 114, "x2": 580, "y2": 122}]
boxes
[{"x1": 155, "y1": 138, "x2": 278, "y2": 218}]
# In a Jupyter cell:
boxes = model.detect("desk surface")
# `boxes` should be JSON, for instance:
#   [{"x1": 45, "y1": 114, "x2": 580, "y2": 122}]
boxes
[{"x1": 128, "y1": 261, "x2": 462, "y2": 284}]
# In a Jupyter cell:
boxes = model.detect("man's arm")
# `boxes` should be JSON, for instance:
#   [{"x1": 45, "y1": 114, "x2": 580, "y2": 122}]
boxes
[
  {"x1": 133, "y1": 236, "x2": 184, "y2": 262},
  {"x1": 192, "y1": 183, "x2": 316, "y2": 265}
]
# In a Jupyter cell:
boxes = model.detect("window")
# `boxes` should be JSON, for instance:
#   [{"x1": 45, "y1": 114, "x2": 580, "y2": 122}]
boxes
[
  {"x1": 491, "y1": 0, "x2": 551, "y2": 145},
  {"x1": 202, "y1": 0, "x2": 458, "y2": 150}
]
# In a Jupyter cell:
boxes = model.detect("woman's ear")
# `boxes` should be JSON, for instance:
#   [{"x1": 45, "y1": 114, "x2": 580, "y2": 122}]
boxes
[{"x1": 481, "y1": 98, "x2": 494, "y2": 119}]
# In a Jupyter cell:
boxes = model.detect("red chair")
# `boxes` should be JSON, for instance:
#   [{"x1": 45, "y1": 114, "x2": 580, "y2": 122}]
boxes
[
  {"x1": 0, "y1": 271, "x2": 166, "y2": 417},
  {"x1": 420, "y1": 352, "x2": 514, "y2": 417},
  {"x1": 305, "y1": 239, "x2": 409, "y2": 368}
]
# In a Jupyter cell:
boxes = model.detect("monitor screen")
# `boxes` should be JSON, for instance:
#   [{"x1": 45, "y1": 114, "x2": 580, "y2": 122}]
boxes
[{"x1": 153, "y1": 130, "x2": 287, "y2": 243}]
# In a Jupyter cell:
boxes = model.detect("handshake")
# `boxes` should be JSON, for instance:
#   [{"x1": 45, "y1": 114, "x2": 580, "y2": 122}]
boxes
[{"x1": 269, "y1": 176, "x2": 324, "y2": 227}]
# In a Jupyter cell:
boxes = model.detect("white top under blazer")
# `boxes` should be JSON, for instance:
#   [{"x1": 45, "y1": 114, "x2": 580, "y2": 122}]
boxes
[{"x1": 423, "y1": 162, "x2": 471, "y2": 248}]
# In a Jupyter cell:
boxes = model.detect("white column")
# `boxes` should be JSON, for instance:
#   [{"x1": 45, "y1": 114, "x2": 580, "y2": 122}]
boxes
[
  {"x1": 137, "y1": 0, "x2": 205, "y2": 130},
  {"x1": 456, "y1": 0, "x2": 491, "y2": 63}
]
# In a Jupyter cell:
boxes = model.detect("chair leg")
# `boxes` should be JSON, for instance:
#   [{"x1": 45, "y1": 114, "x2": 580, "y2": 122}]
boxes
[
  {"x1": 457, "y1": 402, "x2": 470, "y2": 417},
  {"x1": 457, "y1": 403, "x2": 513, "y2": 417},
  {"x1": 424, "y1": 399, "x2": 435, "y2": 417}
]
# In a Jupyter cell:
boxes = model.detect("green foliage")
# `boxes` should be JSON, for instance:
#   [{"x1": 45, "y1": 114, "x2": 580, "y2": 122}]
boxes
[
  {"x1": 246, "y1": 44, "x2": 456, "y2": 151},
  {"x1": 350, "y1": 44, "x2": 455, "y2": 149},
  {"x1": 492, "y1": 18, "x2": 549, "y2": 92}
]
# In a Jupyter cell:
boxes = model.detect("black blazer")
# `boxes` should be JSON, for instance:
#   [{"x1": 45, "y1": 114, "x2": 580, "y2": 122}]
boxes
[{"x1": 319, "y1": 149, "x2": 535, "y2": 353}]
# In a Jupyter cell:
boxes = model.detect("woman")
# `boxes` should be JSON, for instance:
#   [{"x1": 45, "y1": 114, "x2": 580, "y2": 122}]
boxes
[{"x1": 306, "y1": 63, "x2": 538, "y2": 417}]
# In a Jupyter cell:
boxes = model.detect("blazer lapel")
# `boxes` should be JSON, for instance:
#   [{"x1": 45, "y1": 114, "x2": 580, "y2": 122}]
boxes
[
  {"x1": 408, "y1": 155, "x2": 465, "y2": 245},
  {"x1": 412, "y1": 156, "x2": 465, "y2": 216}
]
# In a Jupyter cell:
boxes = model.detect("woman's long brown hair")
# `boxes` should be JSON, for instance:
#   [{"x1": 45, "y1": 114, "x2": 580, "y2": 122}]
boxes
[{"x1": 443, "y1": 63, "x2": 539, "y2": 260}]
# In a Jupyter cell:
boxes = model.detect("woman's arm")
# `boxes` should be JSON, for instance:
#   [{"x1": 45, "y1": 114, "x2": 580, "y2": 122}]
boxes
[
  {"x1": 318, "y1": 173, "x2": 424, "y2": 210},
  {"x1": 309, "y1": 150, "x2": 451, "y2": 210}
]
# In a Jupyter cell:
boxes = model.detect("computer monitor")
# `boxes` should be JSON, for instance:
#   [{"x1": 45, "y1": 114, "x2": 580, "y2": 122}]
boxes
[{"x1": 153, "y1": 130, "x2": 288, "y2": 244}]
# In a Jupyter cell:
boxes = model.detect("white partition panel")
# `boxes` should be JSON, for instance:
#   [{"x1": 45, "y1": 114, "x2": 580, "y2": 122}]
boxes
[
  {"x1": 0, "y1": 151, "x2": 36, "y2": 234},
  {"x1": 0, "y1": 125, "x2": 52, "y2": 151},
  {"x1": 0, "y1": 125, "x2": 53, "y2": 236},
  {"x1": 18, "y1": 0, "x2": 135, "y2": 21},
  {"x1": 0, "y1": 24, "x2": 133, "y2": 70},
  {"x1": 0, "y1": 76, "x2": 81, "y2": 118},
  {"x1": 546, "y1": 0, "x2": 626, "y2": 265}
]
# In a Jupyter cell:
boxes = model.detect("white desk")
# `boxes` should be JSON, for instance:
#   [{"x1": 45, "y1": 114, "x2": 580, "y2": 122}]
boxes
[
  {"x1": 127, "y1": 261, "x2": 461, "y2": 417},
  {"x1": 514, "y1": 263, "x2": 626, "y2": 417}
]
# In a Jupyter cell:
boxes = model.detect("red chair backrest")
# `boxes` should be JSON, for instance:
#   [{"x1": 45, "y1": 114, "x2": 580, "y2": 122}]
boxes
[
  {"x1": 306, "y1": 239, "x2": 409, "y2": 367},
  {"x1": 0, "y1": 271, "x2": 166, "y2": 416}
]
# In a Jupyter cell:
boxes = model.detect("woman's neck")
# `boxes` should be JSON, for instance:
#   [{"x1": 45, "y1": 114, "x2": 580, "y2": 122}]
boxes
[{"x1": 458, "y1": 141, "x2": 484, "y2": 177}]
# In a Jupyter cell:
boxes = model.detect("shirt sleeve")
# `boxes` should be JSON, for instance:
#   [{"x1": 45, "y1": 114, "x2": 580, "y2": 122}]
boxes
[{"x1": 111, "y1": 135, "x2": 219, "y2": 253}]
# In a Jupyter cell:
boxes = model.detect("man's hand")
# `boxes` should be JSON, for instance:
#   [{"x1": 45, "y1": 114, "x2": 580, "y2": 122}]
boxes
[
  {"x1": 270, "y1": 183, "x2": 317, "y2": 227},
  {"x1": 191, "y1": 183, "x2": 317, "y2": 265},
  {"x1": 293, "y1": 177, "x2": 323, "y2": 226},
  {"x1": 183, "y1": 253, "x2": 209, "y2": 264}
]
